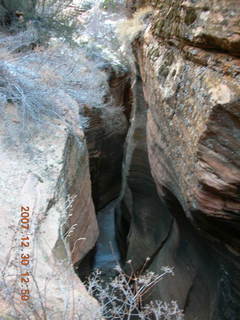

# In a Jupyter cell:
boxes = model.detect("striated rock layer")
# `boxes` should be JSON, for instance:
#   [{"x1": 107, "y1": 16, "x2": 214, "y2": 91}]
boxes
[
  {"x1": 117, "y1": 73, "x2": 173, "y2": 271},
  {"x1": 120, "y1": 1, "x2": 240, "y2": 319},
  {"x1": 76, "y1": 67, "x2": 130, "y2": 278},
  {"x1": 82, "y1": 68, "x2": 130, "y2": 211}
]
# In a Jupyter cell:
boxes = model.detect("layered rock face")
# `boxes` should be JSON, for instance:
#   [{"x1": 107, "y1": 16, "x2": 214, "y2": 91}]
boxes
[
  {"x1": 77, "y1": 67, "x2": 130, "y2": 277},
  {"x1": 82, "y1": 69, "x2": 130, "y2": 211},
  {"x1": 117, "y1": 74, "x2": 173, "y2": 271},
  {"x1": 120, "y1": 1, "x2": 240, "y2": 319}
]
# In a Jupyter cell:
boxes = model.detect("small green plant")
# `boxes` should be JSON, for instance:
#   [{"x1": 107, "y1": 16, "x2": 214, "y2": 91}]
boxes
[
  {"x1": 0, "y1": 0, "x2": 79, "y2": 45},
  {"x1": 34, "y1": 0, "x2": 79, "y2": 45},
  {"x1": 0, "y1": 0, "x2": 36, "y2": 25},
  {"x1": 86, "y1": 259, "x2": 184, "y2": 319},
  {"x1": 101, "y1": 0, "x2": 118, "y2": 10}
]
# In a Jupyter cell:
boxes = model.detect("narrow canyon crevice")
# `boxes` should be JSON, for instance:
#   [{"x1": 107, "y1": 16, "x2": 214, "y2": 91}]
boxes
[
  {"x1": 111, "y1": 69, "x2": 239, "y2": 320},
  {"x1": 115, "y1": 1, "x2": 240, "y2": 319},
  {"x1": 116, "y1": 69, "x2": 174, "y2": 272},
  {"x1": 83, "y1": 69, "x2": 131, "y2": 212},
  {"x1": 32, "y1": 1, "x2": 239, "y2": 319},
  {"x1": 75, "y1": 67, "x2": 131, "y2": 279},
  {"x1": 0, "y1": 1, "x2": 239, "y2": 319},
  {"x1": 75, "y1": 44, "x2": 240, "y2": 320}
]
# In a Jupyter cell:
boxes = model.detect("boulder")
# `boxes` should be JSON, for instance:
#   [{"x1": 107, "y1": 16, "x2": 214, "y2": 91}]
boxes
[{"x1": 0, "y1": 101, "x2": 99, "y2": 319}]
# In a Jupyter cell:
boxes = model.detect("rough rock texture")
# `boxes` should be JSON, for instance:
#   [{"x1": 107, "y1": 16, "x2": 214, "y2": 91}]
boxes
[
  {"x1": 120, "y1": 1, "x2": 240, "y2": 319},
  {"x1": 77, "y1": 68, "x2": 130, "y2": 278},
  {"x1": 82, "y1": 69, "x2": 130, "y2": 211},
  {"x1": 117, "y1": 74, "x2": 173, "y2": 271},
  {"x1": 0, "y1": 103, "x2": 99, "y2": 319}
]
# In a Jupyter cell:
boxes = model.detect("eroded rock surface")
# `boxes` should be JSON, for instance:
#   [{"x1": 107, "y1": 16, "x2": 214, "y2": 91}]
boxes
[
  {"x1": 82, "y1": 69, "x2": 130, "y2": 211},
  {"x1": 120, "y1": 1, "x2": 240, "y2": 319},
  {"x1": 0, "y1": 102, "x2": 99, "y2": 319},
  {"x1": 77, "y1": 67, "x2": 130, "y2": 278},
  {"x1": 117, "y1": 74, "x2": 173, "y2": 271}
]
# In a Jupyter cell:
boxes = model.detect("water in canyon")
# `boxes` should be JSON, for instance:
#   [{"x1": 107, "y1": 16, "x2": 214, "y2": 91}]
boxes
[{"x1": 93, "y1": 200, "x2": 121, "y2": 271}]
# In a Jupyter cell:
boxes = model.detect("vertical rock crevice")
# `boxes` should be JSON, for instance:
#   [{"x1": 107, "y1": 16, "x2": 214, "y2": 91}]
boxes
[
  {"x1": 76, "y1": 67, "x2": 132, "y2": 278},
  {"x1": 116, "y1": 69, "x2": 173, "y2": 272},
  {"x1": 63, "y1": 3, "x2": 240, "y2": 319},
  {"x1": 83, "y1": 69, "x2": 131, "y2": 212},
  {"x1": 113, "y1": 1, "x2": 240, "y2": 319}
]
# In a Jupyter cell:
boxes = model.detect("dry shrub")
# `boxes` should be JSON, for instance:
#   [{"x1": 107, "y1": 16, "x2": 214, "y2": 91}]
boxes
[
  {"x1": 0, "y1": 31, "x2": 127, "y2": 149},
  {"x1": 0, "y1": 47, "x2": 14, "y2": 60},
  {"x1": 100, "y1": 104, "x2": 127, "y2": 135},
  {"x1": 0, "y1": 39, "x2": 109, "y2": 146},
  {"x1": 86, "y1": 262, "x2": 184, "y2": 319},
  {"x1": 0, "y1": 0, "x2": 79, "y2": 45},
  {"x1": 39, "y1": 66, "x2": 63, "y2": 86},
  {"x1": 117, "y1": 6, "x2": 153, "y2": 44},
  {"x1": 0, "y1": 0, "x2": 36, "y2": 25}
]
